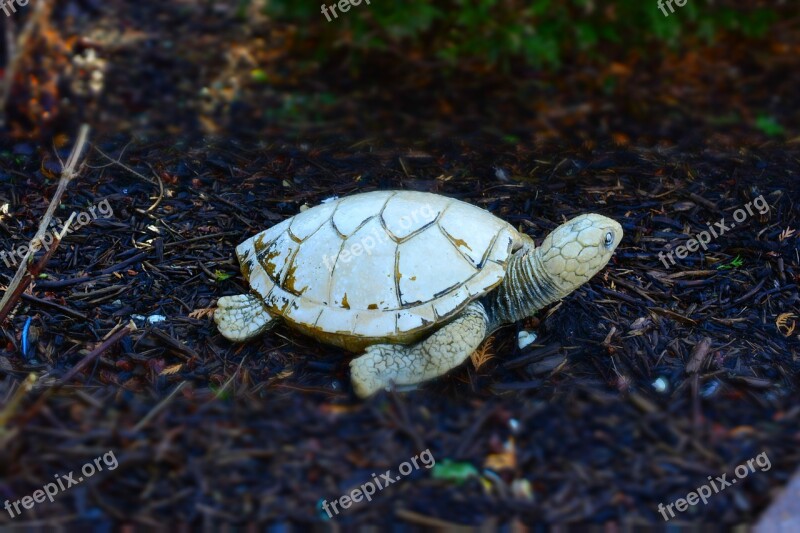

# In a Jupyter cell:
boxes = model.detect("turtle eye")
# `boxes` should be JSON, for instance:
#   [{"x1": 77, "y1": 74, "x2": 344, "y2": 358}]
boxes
[{"x1": 604, "y1": 231, "x2": 614, "y2": 248}]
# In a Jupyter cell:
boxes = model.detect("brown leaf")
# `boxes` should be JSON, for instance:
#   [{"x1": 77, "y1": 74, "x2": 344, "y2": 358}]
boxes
[
  {"x1": 484, "y1": 438, "x2": 516, "y2": 471},
  {"x1": 776, "y1": 313, "x2": 796, "y2": 337},
  {"x1": 189, "y1": 307, "x2": 215, "y2": 319},
  {"x1": 470, "y1": 338, "x2": 495, "y2": 370},
  {"x1": 159, "y1": 363, "x2": 183, "y2": 376},
  {"x1": 686, "y1": 337, "x2": 713, "y2": 374}
]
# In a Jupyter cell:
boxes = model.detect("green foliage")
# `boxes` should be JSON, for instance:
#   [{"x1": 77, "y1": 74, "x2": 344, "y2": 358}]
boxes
[
  {"x1": 431, "y1": 459, "x2": 480, "y2": 483},
  {"x1": 755, "y1": 115, "x2": 785, "y2": 137},
  {"x1": 214, "y1": 269, "x2": 233, "y2": 282},
  {"x1": 716, "y1": 255, "x2": 744, "y2": 270},
  {"x1": 250, "y1": 69, "x2": 270, "y2": 83},
  {"x1": 263, "y1": 0, "x2": 778, "y2": 69}
]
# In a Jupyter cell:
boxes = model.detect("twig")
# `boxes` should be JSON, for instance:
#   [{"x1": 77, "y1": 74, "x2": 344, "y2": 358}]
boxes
[
  {"x1": 0, "y1": 0, "x2": 52, "y2": 128},
  {"x1": 685, "y1": 337, "x2": 712, "y2": 374},
  {"x1": 0, "y1": 125, "x2": 89, "y2": 325},
  {"x1": 3, "y1": 14, "x2": 15, "y2": 78},
  {"x1": 0, "y1": 211, "x2": 74, "y2": 325},
  {"x1": 19, "y1": 292, "x2": 88, "y2": 320},
  {"x1": 212, "y1": 355, "x2": 247, "y2": 400},
  {"x1": 10, "y1": 321, "x2": 135, "y2": 432},
  {"x1": 55, "y1": 320, "x2": 136, "y2": 386},
  {"x1": 93, "y1": 145, "x2": 164, "y2": 212},
  {"x1": 0, "y1": 373, "x2": 36, "y2": 429},
  {"x1": 133, "y1": 381, "x2": 188, "y2": 433}
]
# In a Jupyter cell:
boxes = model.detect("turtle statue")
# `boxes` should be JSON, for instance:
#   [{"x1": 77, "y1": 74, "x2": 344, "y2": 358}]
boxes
[{"x1": 214, "y1": 190, "x2": 622, "y2": 397}]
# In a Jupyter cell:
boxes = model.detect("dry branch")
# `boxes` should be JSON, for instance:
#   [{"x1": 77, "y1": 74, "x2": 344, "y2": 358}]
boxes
[
  {"x1": 55, "y1": 320, "x2": 137, "y2": 386},
  {"x1": 0, "y1": 0, "x2": 52, "y2": 127},
  {"x1": 0, "y1": 124, "x2": 89, "y2": 326}
]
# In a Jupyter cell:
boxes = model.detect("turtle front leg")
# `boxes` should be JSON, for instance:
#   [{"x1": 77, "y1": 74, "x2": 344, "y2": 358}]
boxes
[
  {"x1": 215, "y1": 293, "x2": 277, "y2": 342},
  {"x1": 350, "y1": 302, "x2": 489, "y2": 397}
]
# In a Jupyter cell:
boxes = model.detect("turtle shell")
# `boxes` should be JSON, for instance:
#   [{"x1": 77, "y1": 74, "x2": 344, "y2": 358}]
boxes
[{"x1": 236, "y1": 190, "x2": 524, "y2": 351}]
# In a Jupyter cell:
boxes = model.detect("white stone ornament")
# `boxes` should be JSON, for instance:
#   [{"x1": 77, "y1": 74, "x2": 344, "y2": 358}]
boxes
[{"x1": 213, "y1": 190, "x2": 623, "y2": 397}]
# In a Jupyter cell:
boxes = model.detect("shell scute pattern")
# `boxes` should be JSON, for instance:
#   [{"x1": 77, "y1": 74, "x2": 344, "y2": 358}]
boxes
[
  {"x1": 330, "y1": 216, "x2": 399, "y2": 309},
  {"x1": 284, "y1": 299, "x2": 322, "y2": 327},
  {"x1": 286, "y1": 220, "x2": 341, "y2": 302},
  {"x1": 255, "y1": 232, "x2": 297, "y2": 282},
  {"x1": 396, "y1": 307, "x2": 436, "y2": 332},
  {"x1": 396, "y1": 227, "x2": 475, "y2": 306},
  {"x1": 235, "y1": 191, "x2": 522, "y2": 340},
  {"x1": 331, "y1": 191, "x2": 394, "y2": 236},
  {"x1": 438, "y1": 202, "x2": 509, "y2": 268},
  {"x1": 315, "y1": 306, "x2": 357, "y2": 334},
  {"x1": 288, "y1": 201, "x2": 337, "y2": 241},
  {"x1": 380, "y1": 192, "x2": 449, "y2": 241}
]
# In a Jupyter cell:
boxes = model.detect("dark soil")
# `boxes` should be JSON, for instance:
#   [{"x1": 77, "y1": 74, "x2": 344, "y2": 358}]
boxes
[
  {"x1": 0, "y1": 136, "x2": 798, "y2": 527},
  {"x1": 0, "y1": 0, "x2": 799, "y2": 528}
]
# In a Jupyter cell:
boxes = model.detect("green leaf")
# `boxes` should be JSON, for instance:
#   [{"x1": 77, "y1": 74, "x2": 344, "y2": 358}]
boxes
[
  {"x1": 717, "y1": 255, "x2": 744, "y2": 270},
  {"x1": 575, "y1": 23, "x2": 598, "y2": 49},
  {"x1": 250, "y1": 69, "x2": 269, "y2": 83},
  {"x1": 431, "y1": 459, "x2": 480, "y2": 484},
  {"x1": 755, "y1": 115, "x2": 784, "y2": 137},
  {"x1": 261, "y1": 0, "x2": 780, "y2": 74},
  {"x1": 214, "y1": 270, "x2": 233, "y2": 282},
  {"x1": 602, "y1": 75, "x2": 618, "y2": 95},
  {"x1": 209, "y1": 384, "x2": 231, "y2": 401}
]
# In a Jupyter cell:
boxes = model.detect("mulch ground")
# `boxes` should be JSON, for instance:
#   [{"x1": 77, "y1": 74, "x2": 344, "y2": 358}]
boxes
[
  {"x1": 0, "y1": 135, "x2": 798, "y2": 527},
  {"x1": 0, "y1": 0, "x2": 799, "y2": 528}
]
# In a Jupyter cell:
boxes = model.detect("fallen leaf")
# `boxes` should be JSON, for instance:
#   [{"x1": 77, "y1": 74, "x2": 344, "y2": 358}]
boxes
[
  {"x1": 485, "y1": 438, "x2": 516, "y2": 471},
  {"x1": 159, "y1": 364, "x2": 183, "y2": 376},
  {"x1": 470, "y1": 338, "x2": 494, "y2": 370},
  {"x1": 189, "y1": 307, "x2": 215, "y2": 319},
  {"x1": 431, "y1": 460, "x2": 480, "y2": 484},
  {"x1": 776, "y1": 313, "x2": 797, "y2": 337}
]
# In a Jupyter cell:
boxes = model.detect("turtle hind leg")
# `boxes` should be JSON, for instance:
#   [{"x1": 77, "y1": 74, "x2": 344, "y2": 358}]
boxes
[
  {"x1": 214, "y1": 293, "x2": 277, "y2": 342},
  {"x1": 350, "y1": 302, "x2": 489, "y2": 398}
]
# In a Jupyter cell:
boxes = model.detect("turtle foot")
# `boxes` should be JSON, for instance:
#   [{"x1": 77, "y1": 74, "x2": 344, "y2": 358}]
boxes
[
  {"x1": 350, "y1": 302, "x2": 490, "y2": 398},
  {"x1": 214, "y1": 293, "x2": 276, "y2": 342},
  {"x1": 350, "y1": 343, "x2": 414, "y2": 398}
]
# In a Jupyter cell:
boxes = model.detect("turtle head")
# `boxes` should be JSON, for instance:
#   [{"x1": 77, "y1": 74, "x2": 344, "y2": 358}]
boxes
[{"x1": 536, "y1": 214, "x2": 623, "y2": 296}]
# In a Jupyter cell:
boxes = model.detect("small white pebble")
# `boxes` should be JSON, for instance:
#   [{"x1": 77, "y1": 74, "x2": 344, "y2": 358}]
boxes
[
  {"x1": 517, "y1": 330, "x2": 537, "y2": 350},
  {"x1": 652, "y1": 376, "x2": 669, "y2": 393},
  {"x1": 132, "y1": 314, "x2": 166, "y2": 325},
  {"x1": 511, "y1": 479, "x2": 534, "y2": 501}
]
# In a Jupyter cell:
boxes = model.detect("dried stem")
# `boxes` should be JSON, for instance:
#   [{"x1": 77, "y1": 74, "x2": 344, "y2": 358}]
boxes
[
  {"x1": 0, "y1": 0, "x2": 52, "y2": 128},
  {"x1": 55, "y1": 321, "x2": 137, "y2": 386},
  {"x1": 0, "y1": 124, "x2": 90, "y2": 325}
]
